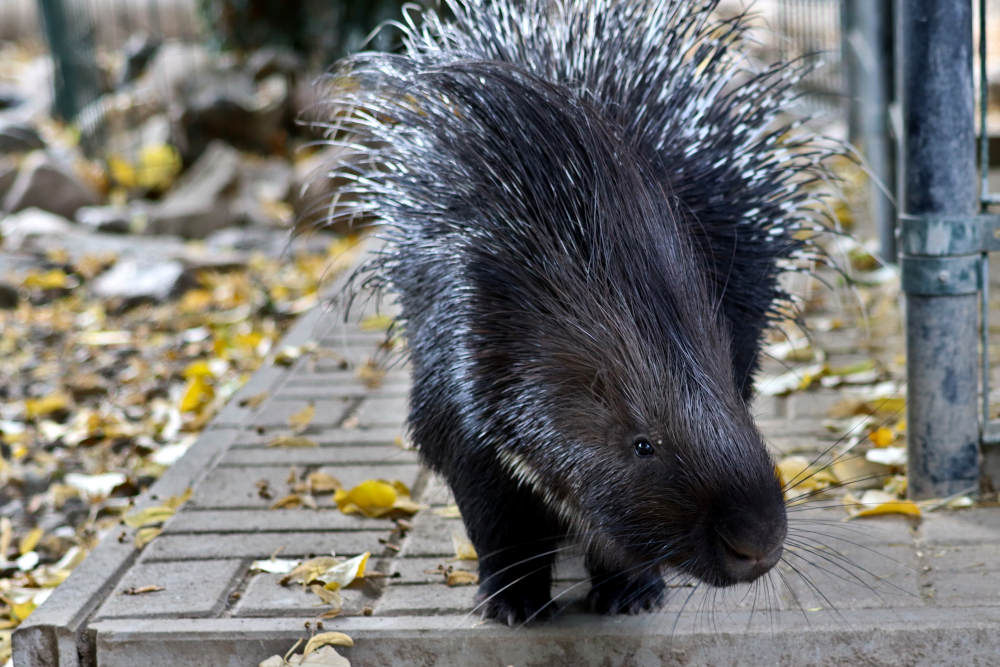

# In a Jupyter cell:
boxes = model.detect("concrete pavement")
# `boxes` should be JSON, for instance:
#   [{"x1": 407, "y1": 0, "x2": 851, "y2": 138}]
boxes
[{"x1": 13, "y1": 280, "x2": 1000, "y2": 666}]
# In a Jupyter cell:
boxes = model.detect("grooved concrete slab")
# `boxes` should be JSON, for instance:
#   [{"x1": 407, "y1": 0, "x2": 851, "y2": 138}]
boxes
[
  {"x1": 14, "y1": 275, "x2": 1000, "y2": 667},
  {"x1": 140, "y1": 532, "x2": 386, "y2": 561},
  {"x1": 93, "y1": 560, "x2": 244, "y2": 619},
  {"x1": 233, "y1": 573, "x2": 374, "y2": 617},
  {"x1": 161, "y1": 509, "x2": 391, "y2": 533},
  {"x1": 187, "y1": 464, "x2": 420, "y2": 508}
]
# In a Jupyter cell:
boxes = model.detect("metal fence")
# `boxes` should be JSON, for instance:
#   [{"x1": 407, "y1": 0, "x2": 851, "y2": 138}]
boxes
[{"x1": 774, "y1": 0, "x2": 845, "y2": 113}]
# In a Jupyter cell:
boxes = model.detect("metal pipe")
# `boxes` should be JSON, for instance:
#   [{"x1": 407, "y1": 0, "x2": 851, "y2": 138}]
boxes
[{"x1": 899, "y1": 0, "x2": 980, "y2": 499}]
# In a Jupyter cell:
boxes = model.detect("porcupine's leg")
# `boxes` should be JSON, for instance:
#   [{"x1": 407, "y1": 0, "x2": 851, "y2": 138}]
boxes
[
  {"x1": 447, "y1": 456, "x2": 563, "y2": 625},
  {"x1": 406, "y1": 351, "x2": 561, "y2": 624},
  {"x1": 585, "y1": 550, "x2": 666, "y2": 615}
]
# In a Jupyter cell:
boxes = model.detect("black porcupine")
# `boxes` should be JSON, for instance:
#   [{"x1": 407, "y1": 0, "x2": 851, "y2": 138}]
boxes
[{"x1": 314, "y1": 0, "x2": 836, "y2": 625}]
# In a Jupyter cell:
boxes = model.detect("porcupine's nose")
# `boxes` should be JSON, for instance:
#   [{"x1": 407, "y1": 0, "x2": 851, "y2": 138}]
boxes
[
  {"x1": 717, "y1": 530, "x2": 784, "y2": 582},
  {"x1": 716, "y1": 505, "x2": 788, "y2": 582}
]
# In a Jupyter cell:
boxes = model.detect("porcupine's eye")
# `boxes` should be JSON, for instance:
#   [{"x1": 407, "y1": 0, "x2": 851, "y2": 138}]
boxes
[{"x1": 633, "y1": 437, "x2": 655, "y2": 457}]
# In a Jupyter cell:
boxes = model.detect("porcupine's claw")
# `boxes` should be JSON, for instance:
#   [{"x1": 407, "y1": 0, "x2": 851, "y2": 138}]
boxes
[
  {"x1": 587, "y1": 568, "x2": 666, "y2": 615},
  {"x1": 476, "y1": 587, "x2": 558, "y2": 626}
]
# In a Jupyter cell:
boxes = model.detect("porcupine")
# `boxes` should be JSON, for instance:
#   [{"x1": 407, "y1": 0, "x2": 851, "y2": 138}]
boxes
[{"x1": 314, "y1": 0, "x2": 837, "y2": 624}]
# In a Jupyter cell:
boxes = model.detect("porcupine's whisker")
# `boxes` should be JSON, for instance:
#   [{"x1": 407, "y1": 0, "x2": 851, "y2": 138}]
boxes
[
  {"x1": 461, "y1": 543, "x2": 579, "y2": 625},
  {"x1": 778, "y1": 556, "x2": 849, "y2": 626},
  {"x1": 772, "y1": 562, "x2": 811, "y2": 626},
  {"x1": 784, "y1": 530, "x2": 919, "y2": 595},
  {"x1": 782, "y1": 534, "x2": 906, "y2": 606},
  {"x1": 779, "y1": 399, "x2": 906, "y2": 493},
  {"x1": 784, "y1": 471, "x2": 895, "y2": 506},
  {"x1": 782, "y1": 537, "x2": 893, "y2": 601}
]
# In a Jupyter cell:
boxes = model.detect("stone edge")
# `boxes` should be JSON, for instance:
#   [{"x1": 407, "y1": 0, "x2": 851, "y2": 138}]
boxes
[{"x1": 86, "y1": 608, "x2": 1000, "y2": 667}]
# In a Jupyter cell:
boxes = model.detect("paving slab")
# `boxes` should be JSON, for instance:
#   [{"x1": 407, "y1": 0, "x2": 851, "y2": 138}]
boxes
[
  {"x1": 187, "y1": 464, "x2": 420, "y2": 509},
  {"x1": 139, "y1": 531, "x2": 387, "y2": 561},
  {"x1": 14, "y1": 269, "x2": 1000, "y2": 667},
  {"x1": 93, "y1": 560, "x2": 244, "y2": 619}
]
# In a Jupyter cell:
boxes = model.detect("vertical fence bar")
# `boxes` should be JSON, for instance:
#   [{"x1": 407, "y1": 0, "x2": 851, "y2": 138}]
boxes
[
  {"x1": 36, "y1": 0, "x2": 100, "y2": 120},
  {"x1": 980, "y1": 0, "x2": 991, "y2": 435},
  {"x1": 899, "y1": 0, "x2": 981, "y2": 499},
  {"x1": 843, "y1": 0, "x2": 897, "y2": 262}
]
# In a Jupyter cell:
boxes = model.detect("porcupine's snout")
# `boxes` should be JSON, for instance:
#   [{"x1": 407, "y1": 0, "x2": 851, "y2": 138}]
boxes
[{"x1": 705, "y1": 471, "x2": 787, "y2": 585}]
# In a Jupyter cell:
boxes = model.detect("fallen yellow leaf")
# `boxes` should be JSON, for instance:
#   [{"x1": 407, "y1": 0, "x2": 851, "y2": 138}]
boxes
[
  {"x1": 334, "y1": 479, "x2": 423, "y2": 518},
  {"x1": 776, "y1": 456, "x2": 836, "y2": 500},
  {"x1": 179, "y1": 375, "x2": 214, "y2": 412},
  {"x1": 321, "y1": 552, "x2": 369, "y2": 591},
  {"x1": 18, "y1": 527, "x2": 43, "y2": 556},
  {"x1": 165, "y1": 488, "x2": 193, "y2": 510},
  {"x1": 135, "y1": 527, "x2": 162, "y2": 548},
  {"x1": 360, "y1": 314, "x2": 394, "y2": 332},
  {"x1": 123, "y1": 506, "x2": 176, "y2": 529},
  {"x1": 853, "y1": 500, "x2": 922, "y2": 519},
  {"x1": 136, "y1": 143, "x2": 182, "y2": 190},
  {"x1": 22, "y1": 269, "x2": 72, "y2": 290},
  {"x1": 182, "y1": 360, "x2": 214, "y2": 378},
  {"x1": 868, "y1": 426, "x2": 895, "y2": 447},
  {"x1": 24, "y1": 392, "x2": 71, "y2": 419},
  {"x1": 335, "y1": 480, "x2": 396, "y2": 516},
  {"x1": 268, "y1": 435, "x2": 319, "y2": 448},
  {"x1": 288, "y1": 403, "x2": 315, "y2": 433},
  {"x1": 10, "y1": 599, "x2": 36, "y2": 622},
  {"x1": 451, "y1": 535, "x2": 477, "y2": 561}
]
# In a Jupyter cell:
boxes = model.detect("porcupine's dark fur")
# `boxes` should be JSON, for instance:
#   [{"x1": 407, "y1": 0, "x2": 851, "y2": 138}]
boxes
[{"x1": 313, "y1": 0, "x2": 837, "y2": 625}]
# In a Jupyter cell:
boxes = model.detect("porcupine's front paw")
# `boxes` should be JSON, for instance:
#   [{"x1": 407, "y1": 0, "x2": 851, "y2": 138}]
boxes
[
  {"x1": 587, "y1": 569, "x2": 666, "y2": 615},
  {"x1": 475, "y1": 577, "x2": 557, "y2": 626}
]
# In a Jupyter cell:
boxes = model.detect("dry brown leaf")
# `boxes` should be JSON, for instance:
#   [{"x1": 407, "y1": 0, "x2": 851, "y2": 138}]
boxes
[
  {"x1": 281, "y1": 557, "x2": 339, "y2": 586},
  {"x1": 308, "y1": 583, "x2": 343, "y2": 607},
  {"x1": 307, "y1": 472, "x2": 342, "y2": 494},
  {"x1": 445, "y1": 569, "x2": 479, "y2": 587},
  {"x1": 828, "y1": 396, "x2": 906, "y2": 419},
  {"x1": 270, "y1": 494, "x2": 305, "y2": 510},
  {"x1": 356, "y1": 360, "x2": 385, "y2": 389},
  {"x1": 239, "y1": 391, "x2": 270, "y2": 409},
  {"x1": 830, "y1": 457, "x2": 889, "y2": 491}
]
